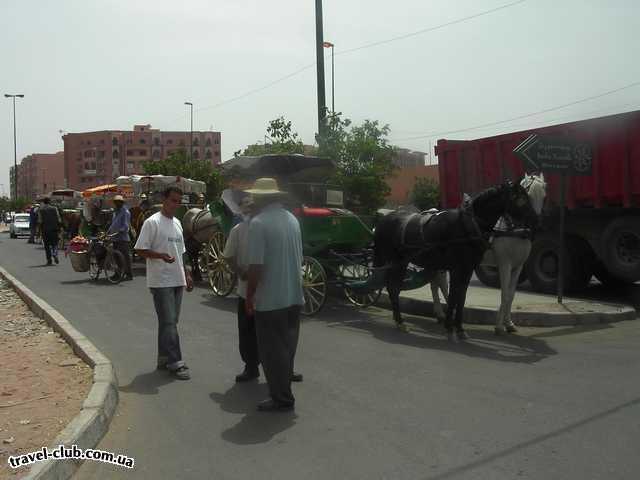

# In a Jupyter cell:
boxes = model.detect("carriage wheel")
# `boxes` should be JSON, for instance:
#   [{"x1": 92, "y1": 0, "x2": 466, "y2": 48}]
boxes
[
  {"x1": 206, "y1": 231, "x2": 236, "y2": 296},
  {"x1": 301, "y1": 256, "x2": 327, "y2": 316},
  {"x1": 340, "y1": 263, "x2": 382, "y2": 308},
  {"x1": 197, "y1": 249, "x2": 209, "y2": 277}
]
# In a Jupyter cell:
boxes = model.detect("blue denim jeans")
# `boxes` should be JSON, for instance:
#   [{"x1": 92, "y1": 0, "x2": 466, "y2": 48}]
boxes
[{"x1": 150, "y1": 287, "x2": 185, "y2": 370}]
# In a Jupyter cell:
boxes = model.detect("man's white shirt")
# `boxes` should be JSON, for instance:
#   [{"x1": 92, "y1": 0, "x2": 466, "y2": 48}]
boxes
[{"x1": 134, "y1": 211, "x2": 186, "y2": 288}]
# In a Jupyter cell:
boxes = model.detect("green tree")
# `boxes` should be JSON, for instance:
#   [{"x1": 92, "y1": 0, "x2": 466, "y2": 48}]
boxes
[
  {"x1": 239, "y1": 116, "x2": 306, "y2": 156},
  {"x1": 319, "y1": 113, "x2": 397, "y2": 214},
  {"x1": 410, "y1": 177, "x2": 440, "y2": 211},
  {"x1": 142, "y1": 150, "x2": 225, "y2": 200}
]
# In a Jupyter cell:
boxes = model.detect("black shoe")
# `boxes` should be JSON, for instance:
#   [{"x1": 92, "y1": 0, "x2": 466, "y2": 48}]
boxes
[
  {"x1": 169, "y1": 365, "x2": 191, "y2": 380},
  {"x1": 156, "y1": 362, "x2": 168, "y2": 371},
  {"x1": 46, "y1": 261, "x2": 52, "y2": 266},
  {"x1": 291, "y1": 372, "x2": 303, "y2": 382},
  {"x1": 122, "y1": 275, "x2": 133, "y2": 281},
  {"x1": 256, "y1": 399, "x2": 294, "y2": 412},
  {"x1": 235, "y1": 367, "x2": 259, "y2": 383},
  {"x1": 53, "y1": 255, "x2": 59, "y2": 264}
]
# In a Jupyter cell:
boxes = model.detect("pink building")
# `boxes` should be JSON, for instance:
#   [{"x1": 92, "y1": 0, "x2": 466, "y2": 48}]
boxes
[
  {"x1": 62, "y1": 124, "x2": 221, "y2": 191},
  {"x1": 17, "y1": 152, "x2": 65, "y2": 200}
]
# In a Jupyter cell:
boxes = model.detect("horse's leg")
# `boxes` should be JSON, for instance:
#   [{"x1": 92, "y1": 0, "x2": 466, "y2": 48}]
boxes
[
  {"x1": 504, "y1": 262, "x2": 524, "y2": 333},
  {"x1": 444, "y1": 270, "x2": 460, "y2": 341},
  {"x1": 454, "y1": 268, "x2": 474, "y2": 341},
  {"x1": 431, "y1": 271, "x2": 447, "y2": 323},
  {"x1": 495, "y1": 251, "x2": 513, "y2": 336},
  {"x1": 387, "y1": 263, "x2": 409, "y2": 332}
]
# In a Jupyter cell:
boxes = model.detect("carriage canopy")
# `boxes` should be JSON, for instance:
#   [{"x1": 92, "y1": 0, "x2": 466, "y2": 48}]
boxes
[
  {"x1": 221, "y1": 154, "x2": 336, "y2": 188},
  {"x1": 115, "y1": 175, "x2": 206, "y2": 196}
]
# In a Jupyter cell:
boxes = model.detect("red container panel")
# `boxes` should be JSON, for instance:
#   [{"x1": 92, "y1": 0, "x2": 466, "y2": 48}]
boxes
[{"x1": 437, "y1": 110, "x2": 640, "y2": 210}]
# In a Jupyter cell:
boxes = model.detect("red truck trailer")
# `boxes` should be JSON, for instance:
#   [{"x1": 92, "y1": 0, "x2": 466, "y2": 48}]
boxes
[{"x1": 436, "y1": 110, "x2": 640, "y2": 293}]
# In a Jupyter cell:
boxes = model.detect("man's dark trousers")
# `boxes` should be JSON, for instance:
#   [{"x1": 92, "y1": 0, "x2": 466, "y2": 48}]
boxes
[
  {"x1": 237, "y1": 298, "x2": 259, "y2": 372},
  {"x1": 113, "y1": 240, "x2": 133, "y2": 278},
  {"x1": 255, "y1": 305, "x2": 300, "y2": 406},
  {"x1": 42, "y1": 230, "x2": 58, "y2": 264}
]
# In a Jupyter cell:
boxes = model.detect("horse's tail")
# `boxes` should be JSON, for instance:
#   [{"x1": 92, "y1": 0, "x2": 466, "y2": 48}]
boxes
[{"x1": 372, "y1": 211, "x2": 401, "y2": 268}]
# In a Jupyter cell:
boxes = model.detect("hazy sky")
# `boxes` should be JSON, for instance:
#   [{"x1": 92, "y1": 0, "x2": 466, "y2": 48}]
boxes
[{"x1": 2, "y1": 0, "x2": 639, "y2": 193}]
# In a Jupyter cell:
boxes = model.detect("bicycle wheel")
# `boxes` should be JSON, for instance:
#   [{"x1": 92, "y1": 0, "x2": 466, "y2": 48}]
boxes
[
  {"x1": 88, "y1": 249, "x2": 101, "y2": 281},
  {"x1": 105, "y1": 250, "x2": 125, "y2": 284}
]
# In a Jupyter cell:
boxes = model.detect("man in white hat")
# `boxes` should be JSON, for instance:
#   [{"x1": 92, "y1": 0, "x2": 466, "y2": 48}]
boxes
[
  {"x1": 245, "y1": 178, "x2": 304, "y2": 412},
  {"x1": 107, "y1": 194, "x2": 133, "y2": 280}
]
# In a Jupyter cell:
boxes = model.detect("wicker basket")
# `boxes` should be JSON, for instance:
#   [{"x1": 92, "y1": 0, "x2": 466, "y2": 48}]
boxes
[{"x1": 70, "y1": 250, "x2": 90, "y2": 272}]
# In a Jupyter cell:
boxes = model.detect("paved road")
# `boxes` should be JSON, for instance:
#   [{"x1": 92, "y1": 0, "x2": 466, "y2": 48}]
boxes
[{"x1": 2, "y1": 233, "x2": 640, "y2": 480}]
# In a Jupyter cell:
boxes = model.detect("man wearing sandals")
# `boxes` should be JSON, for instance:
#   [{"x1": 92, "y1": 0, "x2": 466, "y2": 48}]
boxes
[{"x1": 135, "y1": 186, "x2": 194, "y2": 380}]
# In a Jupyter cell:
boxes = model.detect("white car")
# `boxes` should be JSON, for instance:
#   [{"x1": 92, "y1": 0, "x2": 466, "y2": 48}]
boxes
[{"x1": 10, "y1": 213, "x2": 31, "y2": 238}]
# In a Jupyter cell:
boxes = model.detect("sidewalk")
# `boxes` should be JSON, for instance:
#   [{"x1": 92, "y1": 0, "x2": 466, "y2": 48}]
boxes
[{"x1": 391, "y1": 283, "x2": 637, "y2": 327}]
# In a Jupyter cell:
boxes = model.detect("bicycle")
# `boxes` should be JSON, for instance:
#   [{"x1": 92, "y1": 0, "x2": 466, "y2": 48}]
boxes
[{"x1": 88, "y1": 232, "x2": 125, "y2": 284}]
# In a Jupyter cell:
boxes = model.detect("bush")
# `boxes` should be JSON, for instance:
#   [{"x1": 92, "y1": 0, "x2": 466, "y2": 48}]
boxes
[{"x1": 410, "y1": 177, "x2": 439, "y2": 211}]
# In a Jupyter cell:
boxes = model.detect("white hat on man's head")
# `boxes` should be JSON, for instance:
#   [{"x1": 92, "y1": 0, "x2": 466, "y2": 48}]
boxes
[
  {"x1": 244, "y1": 178, "x2": 285, "y2": 196},
  {"x1": 113, "y1": 195, "x2": 125, "y2": 202}
]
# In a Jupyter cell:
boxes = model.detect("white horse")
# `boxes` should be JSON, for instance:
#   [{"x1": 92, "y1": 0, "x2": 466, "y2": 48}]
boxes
[
  {"x1": 430, "y1": 175, "x2": 546, "y2": 333},
  {"x1": 493, "y1": 173, "x2": 546, "y2": 335}
]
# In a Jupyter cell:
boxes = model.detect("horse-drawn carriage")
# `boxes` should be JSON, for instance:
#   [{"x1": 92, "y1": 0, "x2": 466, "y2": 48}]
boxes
[
  {"x1": 46, "y1": 189, "x2": 82, "y2": 248},
  {"x1": 183, "y1": 154, "x2": 384, "y2": 316},
  {"x1": 113, "y1": 175, "x2": 206, "y2": 254}
]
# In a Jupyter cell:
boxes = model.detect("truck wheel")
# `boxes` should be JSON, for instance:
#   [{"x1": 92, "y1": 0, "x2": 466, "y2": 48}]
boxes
[
  {"x1": 475, "y1": 264, "x2": 500, "y2": 288},
  {"x1": 600, "y1": 217, "x2": 640, "y2": 282},
  {"x1": 526, "y1": 235, "x2": 592, "y2": 294},
  {"x1": 566, "y1": 236, "x2": 595, "y2": 291},
  {"x1": 593, "y1": 261, "x2": 635, "y2": 288},
  {"x1": 526, "y1": 237, "x2": 561, "y2": 294}
]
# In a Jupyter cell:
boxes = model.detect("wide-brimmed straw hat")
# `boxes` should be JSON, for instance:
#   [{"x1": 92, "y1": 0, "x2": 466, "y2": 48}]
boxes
[
  {"x1": 244, "y1": 178, "x2": 285, "y2": 195},
  {"x1": 113, "y1": 195, "x2": 125, "y2": 202}
]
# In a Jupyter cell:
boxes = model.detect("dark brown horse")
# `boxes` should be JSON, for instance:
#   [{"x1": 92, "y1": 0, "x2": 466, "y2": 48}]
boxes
[{"x1": 373, "y1": 181, "x2": 537, "y2": 342}]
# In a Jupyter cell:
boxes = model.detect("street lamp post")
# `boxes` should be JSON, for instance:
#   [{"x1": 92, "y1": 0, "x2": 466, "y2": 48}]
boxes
[
  {"x1": 323, "y1": 41, "x2": 335, "y2": 114},
  {"x1": 184, "y1": 102, "x2": 193, "y2": 161},
  {"x1": 315, "y1": 0, "x2": 327, "y2": 139},
  {"x1": 4, "y1": 94, "x2": 25, "y2": 199}
]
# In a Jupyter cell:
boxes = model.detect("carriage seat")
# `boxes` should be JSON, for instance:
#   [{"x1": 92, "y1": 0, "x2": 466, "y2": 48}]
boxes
[{"x1": 292, "y1": 207, "x2": 334, "y2": 217}]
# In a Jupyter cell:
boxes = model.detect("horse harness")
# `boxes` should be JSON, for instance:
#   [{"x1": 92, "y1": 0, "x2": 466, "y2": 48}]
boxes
[
  {"x1": 491, "y1": 214, "x2": 532, "y2": 241},
  {"x1": 397, "y1": 208, "x2": 491, "y2": 262}
]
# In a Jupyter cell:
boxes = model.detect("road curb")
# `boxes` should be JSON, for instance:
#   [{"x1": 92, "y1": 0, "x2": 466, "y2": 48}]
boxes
[
  {"x1": 380, "y1": 293, "x2": 637, "y2": 327},
  {"x1": 0, "y1": 266, "x2": 118, "y2": 480}
]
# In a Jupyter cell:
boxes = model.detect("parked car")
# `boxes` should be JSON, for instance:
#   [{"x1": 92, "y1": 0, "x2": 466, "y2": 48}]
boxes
[{"x1": 10, "y1": 213, "x2": 31, "y2": 238}]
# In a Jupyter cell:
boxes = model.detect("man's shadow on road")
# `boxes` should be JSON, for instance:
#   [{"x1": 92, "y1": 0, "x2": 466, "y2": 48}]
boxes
[
  {"x1": 119, "y1": 370, "x2": 174, "y2": 395},
  {"x1": 210, "y1": 383, "x2": 297, "y2": 445},
  {"x1": 199, "y1": 292, "x2": 238, "y2": 315}
]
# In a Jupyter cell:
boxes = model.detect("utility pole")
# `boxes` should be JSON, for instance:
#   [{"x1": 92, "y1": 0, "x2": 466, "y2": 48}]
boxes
[
  {"x1": 184, "y1": 102, "x2": 193, "y2": 160},
  {"x1": 4, "y1": 94, "x2": 24, "y2": 199},
  {"x1": 315, "y1": 0, "x2": 327, "y2": 142}
]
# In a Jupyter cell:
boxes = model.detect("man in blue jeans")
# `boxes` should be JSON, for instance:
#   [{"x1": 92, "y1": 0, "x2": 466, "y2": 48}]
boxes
[{"x1": 135, "y1": 186, "x2": 194, "y2": 380}]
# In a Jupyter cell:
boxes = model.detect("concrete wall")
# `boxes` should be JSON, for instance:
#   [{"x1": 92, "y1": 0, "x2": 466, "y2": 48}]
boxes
[{"x1": 386, "y1": 164, "x2": 439, "y2": 207}]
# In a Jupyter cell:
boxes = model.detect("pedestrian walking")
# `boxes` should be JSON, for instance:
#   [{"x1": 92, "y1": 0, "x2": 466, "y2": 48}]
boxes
[
  {"x1": 107, "y1": 195, "x2": 133, "y2": 281},
  {"x1": 245, "y1": 178, "x2": 305, "y2": 412},
  {"x1": 134, "y1": 186, "x2": 194, "y2": 380},
  {"x1": 28, "y1": 203, "x2": 39, "y2": 244},
  {"x1": 37, "y1": 198, "x2": 61, "y2": 265}
]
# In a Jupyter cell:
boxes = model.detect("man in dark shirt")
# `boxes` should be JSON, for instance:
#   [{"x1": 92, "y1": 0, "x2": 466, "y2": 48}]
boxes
[
  {"x1": 107, "y1": 195, "x2": 133, "y2": 280},
  {"x1": 37, "y1": 197, "x2": 62, "y2": 265},
  {"x1": 28, "y1": 204, "x2": 39, "y2": 244}
]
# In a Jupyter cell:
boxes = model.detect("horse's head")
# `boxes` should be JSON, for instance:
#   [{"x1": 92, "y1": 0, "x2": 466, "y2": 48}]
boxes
[
  {"x1": 502, "y1": 175, "x2": 544, "y2": 227},
  {"x1": 521, "y1": 173, "x2": 547, "y2": 215}
]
